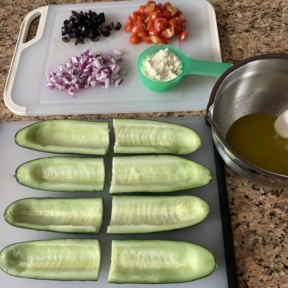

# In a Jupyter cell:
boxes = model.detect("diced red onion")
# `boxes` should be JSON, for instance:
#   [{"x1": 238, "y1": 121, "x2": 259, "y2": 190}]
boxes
[
  {"x1": 115, "y1": 78, "x2": 123, "y2": 87},
  {"x1": 47, "y1": 49, "x2": 125, "y2": 95},
  {"x1": 113, "y1": 49, "x2": 123, "y2": 56}
]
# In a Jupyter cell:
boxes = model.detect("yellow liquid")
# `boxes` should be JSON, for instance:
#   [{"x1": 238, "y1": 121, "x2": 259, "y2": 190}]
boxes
[{"x1": 226, "y1": 113, "x2": 288, "y2": 176}]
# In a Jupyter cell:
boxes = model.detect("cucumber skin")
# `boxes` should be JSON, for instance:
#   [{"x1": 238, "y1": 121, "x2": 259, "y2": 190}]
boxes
[
  {"x1": 108, "y1": 240, "x2": 216, "y2": 284},
  {"x1": 15, "y1": 119, "x2": 110, "y2": 156},
  {"x1": 110, "y1": 155, "x2": 212, "y2": 194},
  {"x1": 15, "y1": 156, "x2": 105, "y2": 192},
  {"x1": 4, "y1": 198, "x2": 104, "y2": 234},
  {"x1": 113, "y1": 118, "x2": 201, "y2": 155},
  {"x1": 107, "y1": 195, "x2": 209, "y2": 234},
  {"x1": 0, "y1": 239, "x2": 101, "y2": 281}
]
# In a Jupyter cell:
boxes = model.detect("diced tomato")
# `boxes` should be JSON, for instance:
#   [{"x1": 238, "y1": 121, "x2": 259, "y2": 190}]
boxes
[
  {"x1": 143, "y1": 36, "x2": 152, "y2": 44},
  {"x1": 177, "y1": 14, "x2": 187, "y2": 24},
  {"x1": 154, "y1": 18, "x2": 168, "y2": 32},
  {"x1": 137, "y1": 30, "x2": 151, "y2": 43},
  {"x1": 124, "y1": 15, "x2": 134, "y2": 33},
  {"x1": 146, "y1": 19, "x2": 154, "y2": 30},
  {"x1": 168, "y1": 18, "x2": 179, "y2": 29},
  {"x1": 162, "y1": 2, "x2": 172, "y2": 9},
  {"x1": 137, "y1": 15, "x2": 146, "y2": 25},
  {"x1": 163, "y1": 6, "x2": 177, "y2": 18},
  {"x1": 158, "y1": 39, "x2": 168, "y2": 44},
  {"x1": 156, "y1": 2, "x2": 163, "y2": 12},
  {"x1": 138, "y1": 30, "x2": 151, "y2": 43},
  {"x1": 174, "y1": 21, "x2": 185, "y2": 34},
  {"x1": 138, "y1": 30, "x2": 149, "y2": 39},
  {"x1": 126, "y1": 15, "x2": 134, "y2": 25},
  {"x1": 179, "y1": 30, "x2": 188, "y2": 42},
  {"x1": 132, "y1": 24, "x2": 142, "y2": 35},
  {"x1": 143, "y1": 3, "x2": 156, "y2": 14},
  {"x1": 149, "y1": 10, "x2": 161, "y2": 21},
  {"x1": 136, "y1": 15, "x2": 147, "y2": 24},
  {"x1": 138, "y1": 5, "x2": 146, "y2": 13},
  {"x1": 125, "y1": 1, "x2": 188, "y2": 44},
  {"x1": 146, "y1": 0, "x2": 156, "y2": 5},
  {"x1": 129, "y1": 34, "x2": 142, "y2": 45},
  {"x1": 162, "y1": 25, "x2": 175, "y2": 38},
  {"x1": 124, "y1": 23, "x2": 133, "y2": 33},
  {"x1": 150, "y1": 35, "x2": 168, "y2": 44},
  {"x1": 150, "y1": 35, "x2": 161, "y2": 44},
  {"x1": 162, "y1": 10, "x2": 172, "y2": 18},
  {"x1": 148, "y1": 26, "x2": 161, "y2": 36},
  {"x1": 132, "y1": 11, "x2": 141, "y2": 21}
]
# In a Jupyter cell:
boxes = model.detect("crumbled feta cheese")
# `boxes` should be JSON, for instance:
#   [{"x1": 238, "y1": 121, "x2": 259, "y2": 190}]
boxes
[{"x1": 141, "y1": 48, "x2": 183, "y2": 82}]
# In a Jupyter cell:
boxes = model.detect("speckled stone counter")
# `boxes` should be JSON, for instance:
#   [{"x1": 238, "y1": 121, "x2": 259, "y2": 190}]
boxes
[{"x1": 1, "y1": 0, "x2": 288, "y2": 287}]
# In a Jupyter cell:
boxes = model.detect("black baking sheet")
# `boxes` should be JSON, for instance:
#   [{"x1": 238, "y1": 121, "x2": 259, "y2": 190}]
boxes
[{"x1": 0, "y1": 117, "x2": 237, "y2": 287}]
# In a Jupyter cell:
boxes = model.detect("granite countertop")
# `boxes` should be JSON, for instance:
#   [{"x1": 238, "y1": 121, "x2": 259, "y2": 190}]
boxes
[{"x1": 0, "y1": 0, "x2": 288, "y2": 287}]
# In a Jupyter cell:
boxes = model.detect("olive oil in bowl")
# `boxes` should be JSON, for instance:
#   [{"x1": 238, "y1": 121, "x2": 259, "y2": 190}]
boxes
[{"x1": 226, "y1": 113, "x2": 288, "y2": 176}]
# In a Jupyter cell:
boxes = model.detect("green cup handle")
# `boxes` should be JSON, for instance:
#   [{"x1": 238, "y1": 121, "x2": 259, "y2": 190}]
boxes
[{"x1": 183, "y1": 57, "x2": 233, "y2": 77}]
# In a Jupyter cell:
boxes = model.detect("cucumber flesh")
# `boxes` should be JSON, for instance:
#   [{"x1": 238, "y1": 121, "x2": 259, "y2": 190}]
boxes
[
  {"x1": 15, "y1": 157, "x2": 105, "y2": 192},
  {"x1": 0, "y1": 239, "x2": 101, "y2": 280},
  {"x1": 110, "y1": 155, "x2": 212, "y2": 193},
  {"x1": 107, "y1": 195, "x2": 209, "y2": 234},
  {"x1": 113, "y1": 118, "x2": 201, "y2": 154},
  {"x1": 4, "y1": 198, "x2": 103, "y2": 234},
  {"x1": 108, "y1": 240, "x2": 216, "y2": 283},
  {"x1": 15, "y1": 119, "x2": 110, "y2": 155}
]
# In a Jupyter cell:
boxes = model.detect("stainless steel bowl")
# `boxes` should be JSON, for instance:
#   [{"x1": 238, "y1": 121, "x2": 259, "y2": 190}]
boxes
[{"x1": 206, "y1": 54, "x2": 288, "y2": 187}]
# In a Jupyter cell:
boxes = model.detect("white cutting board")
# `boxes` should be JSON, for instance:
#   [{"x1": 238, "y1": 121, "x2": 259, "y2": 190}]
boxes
[
  {"x1": 0, "y1": 117, "x2": 231, "y2": 287},
  {"x1": 4, "y1": 0, "x2": 222, "y2": 116}
]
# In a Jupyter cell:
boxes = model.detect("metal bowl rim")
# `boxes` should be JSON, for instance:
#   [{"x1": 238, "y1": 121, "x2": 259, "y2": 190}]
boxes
[{"x1": 206, "y1": 53, "x2": 288, "y2": 181}]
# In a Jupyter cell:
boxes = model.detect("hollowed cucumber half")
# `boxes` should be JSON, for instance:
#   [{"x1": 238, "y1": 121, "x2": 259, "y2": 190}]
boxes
[
  {"x1": 15, "y1": 156, "x2": 105, "y2": 192},
  {"x1": 15, "y1": 119, "x2": 110, "y2": 155},
  {"x1": 4, "y1": 197, "x2": 103, "y2": 234},
  {"x1": 107, "y1": 195, "x2": 209, "y2": 234},
  {"x1": 110, "y1": 155, "x2": 212, "y2": 193},
  {"x1": 113, "y1": 118, "x2": 201, "y2": 154},
  {"x1": 108, "y1": 240, "x2": 216, "y2": 283},
  {"x1": 0, "y1": 239, "x2": 101, "y2": 280}
]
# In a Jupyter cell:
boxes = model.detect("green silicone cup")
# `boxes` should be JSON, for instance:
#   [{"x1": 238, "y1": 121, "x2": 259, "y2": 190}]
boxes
[{"x1": 138, "y1": 44, "x2": 233, "y2": 93}]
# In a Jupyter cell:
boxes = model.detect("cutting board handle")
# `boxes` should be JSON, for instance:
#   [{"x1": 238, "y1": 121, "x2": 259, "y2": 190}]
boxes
[
  {"x1": 18, "y1": 5, "x2": 48, "y2": 47},
  {"x1": 4, "y1": 6, "x2": 49, "y2": 116}
]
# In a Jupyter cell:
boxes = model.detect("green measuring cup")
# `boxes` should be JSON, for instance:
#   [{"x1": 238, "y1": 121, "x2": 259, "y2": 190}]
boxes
[{"x1": 138, "y1": 44, "x2": 233, "y2": 92}]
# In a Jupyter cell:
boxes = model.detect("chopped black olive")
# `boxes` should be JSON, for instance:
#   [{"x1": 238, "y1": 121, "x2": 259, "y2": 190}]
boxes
[
  {"x1": 61, "y1": 10, "x2": 121, "y2": 45},
  {"x1": 75, "y1": 38, "x2": 84, "y2": 45},
  {"x1": 71, "y1": 10, "x2": 78, "y2": 17},
  {"x1": 66, "y1": 20, "x2": 74, "y2": 29},
  {"x1": 105, "y1": 22, "x2": 114, "y2": 31},
  {"x1": 91, "y1": 36, "x2": 100, "y2": 42},
  {"x1": 61, "y1": 26, "x2": 67, "y2": 36},
  {"x1": 101, "y1": 30, "x2": 111, "y2": 37},
  {"x1": 62, "y1": 36, "x2": 71, "y2": 42},
  {"x1": 68, "y1": 32, "x2": 75, "y2": 38},
  {"x1": 114, "y1": 22, "x2": 122, "y2": 30}
]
